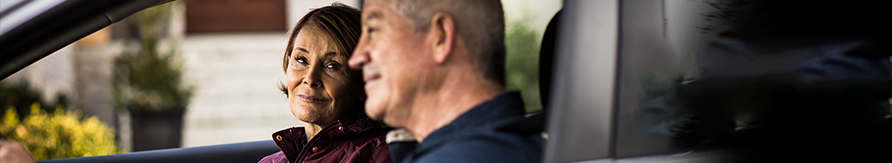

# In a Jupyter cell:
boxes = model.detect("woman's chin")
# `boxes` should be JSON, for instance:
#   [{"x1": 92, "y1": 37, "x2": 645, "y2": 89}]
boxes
[
  {"x1": 290, "y1": 108, "x2": 313, "y2": 121},
  {"x1": 295, "y1": 116, "x2": 319, "y2": 124}
]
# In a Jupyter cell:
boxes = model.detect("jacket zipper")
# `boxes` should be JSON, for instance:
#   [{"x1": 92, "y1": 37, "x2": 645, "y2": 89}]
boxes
[{"x1": 294, "y1": 124, "x2": 338, "y2": 163}]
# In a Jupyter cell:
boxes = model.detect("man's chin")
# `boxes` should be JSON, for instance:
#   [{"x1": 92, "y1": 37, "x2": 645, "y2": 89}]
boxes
[{"x1": 364, "y1": 104, "x2": 386, "y2": 121}]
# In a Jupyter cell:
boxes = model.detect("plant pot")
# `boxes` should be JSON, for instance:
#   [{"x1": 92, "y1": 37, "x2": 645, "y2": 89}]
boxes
[{"x1": 129, "y1": 106, "x2": 184, "y2": 151}]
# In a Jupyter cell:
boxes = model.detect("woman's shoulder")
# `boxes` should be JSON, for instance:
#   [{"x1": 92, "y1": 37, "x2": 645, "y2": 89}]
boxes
[
  {"x1": 339, "y1": 118, "x2": 390, "y2": 135},
  {"x1": 323, "y1": 119, "x2": 389, "y2": 151},
  {"x1": 340, "y1": 119, "x2": 390, "y2": 142},
  {"x1": 345, "y1": 127, "x2": 392, "y2": 163},
  {"x1": 257, "y1": 151, "x2": 288, "y2": 163},
  {"x1": 326, "y1": 120, "x2": 392, "y2": 163}
]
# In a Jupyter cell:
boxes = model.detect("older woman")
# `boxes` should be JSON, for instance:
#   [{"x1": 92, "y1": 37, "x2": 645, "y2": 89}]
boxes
[{"x1": 259, "y1": 3, "x2": 391, "y2": 163}]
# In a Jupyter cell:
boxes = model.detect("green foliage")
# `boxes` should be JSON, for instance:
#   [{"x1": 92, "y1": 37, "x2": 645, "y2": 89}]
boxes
[
  {"x1": 505, "y1": 16, "x2": 542, "y2": 113},
  {"x1": 113, "y1": 3, "x2": 192, "y2": 110},
  {"x1": 0, "y1": 104, "x2": 122, "y2": 160},
  {"x1": 0, "y1": 80, "x2": 68, "y2": 122}
]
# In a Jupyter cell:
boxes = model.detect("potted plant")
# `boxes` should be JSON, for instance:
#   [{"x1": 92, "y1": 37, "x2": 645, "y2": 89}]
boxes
[{"x1": 112, "y1": 2, "x2": 192, "y2": 151}]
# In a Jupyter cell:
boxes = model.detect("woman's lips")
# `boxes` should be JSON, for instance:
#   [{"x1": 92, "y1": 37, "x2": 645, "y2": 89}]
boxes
[{"x1": 297, "y1": 94, "x2": 329, "y2": 103}]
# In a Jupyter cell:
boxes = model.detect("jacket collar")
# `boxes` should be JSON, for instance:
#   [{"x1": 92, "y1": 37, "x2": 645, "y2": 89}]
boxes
[{"x1": 272, "y1": 118, "x2": 382, "y2": 163}]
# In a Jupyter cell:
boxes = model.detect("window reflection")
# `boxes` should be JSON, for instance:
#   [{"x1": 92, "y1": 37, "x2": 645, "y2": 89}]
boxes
[{"x1": 630, "y1": 0, "x2": 891, "y2": 160}]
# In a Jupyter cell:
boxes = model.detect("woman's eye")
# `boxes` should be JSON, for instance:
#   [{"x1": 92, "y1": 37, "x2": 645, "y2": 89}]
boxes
[
  {"x1": 326, "y1": 62, "x2": 342, "y2": 70},
  {"x1": 296, "y1": 57, "x2": 308, "y2": 64},
  {"x1": 367, "y1": 27, "x2": 377, "y2": 33}
]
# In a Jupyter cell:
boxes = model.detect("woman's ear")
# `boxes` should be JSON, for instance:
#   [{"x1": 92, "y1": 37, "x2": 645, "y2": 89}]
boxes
[{"x1": 428, "y1": 12, "x2": 455, "y2": 64}]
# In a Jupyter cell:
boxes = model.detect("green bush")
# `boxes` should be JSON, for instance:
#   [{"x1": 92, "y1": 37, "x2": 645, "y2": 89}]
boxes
[
  {"x1": 505, "y1": 16, "x2": 542, "y2": 113},
  {"x1": 112, "y1": 2, "x2": 192, "y2": 111},
  {"x1": 0, "y1": 80, "x2": 68, "y2": 122},
  {"x1": 0, "y1": 103, "x2": 122, "y2": 160}
]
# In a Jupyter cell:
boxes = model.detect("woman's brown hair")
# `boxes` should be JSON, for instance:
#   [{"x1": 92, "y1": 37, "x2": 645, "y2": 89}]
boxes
[{"x1": 277, "y1": 3, "x2": 362, "y2": 97}]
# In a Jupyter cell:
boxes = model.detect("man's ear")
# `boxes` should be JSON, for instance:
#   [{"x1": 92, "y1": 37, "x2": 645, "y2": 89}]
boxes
[{"x1": 428, "y1": 12, "x2": 454, "y2": 64}]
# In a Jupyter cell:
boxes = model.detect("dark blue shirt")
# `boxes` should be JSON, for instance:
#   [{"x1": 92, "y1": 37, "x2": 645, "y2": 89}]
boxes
[{"x1": 391, "y1": 92, "x2": 543, "y2": 163}]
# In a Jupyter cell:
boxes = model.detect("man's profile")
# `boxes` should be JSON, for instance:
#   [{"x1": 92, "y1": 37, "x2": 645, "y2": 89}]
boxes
[{"x1": 348, "y1": 0, "x2": 542, "y2": 162}]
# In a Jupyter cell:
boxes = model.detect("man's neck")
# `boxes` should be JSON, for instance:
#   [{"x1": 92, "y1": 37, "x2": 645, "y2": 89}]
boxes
[{"x1": 405, "y1": 70, "x2": 504, "y2": 142}]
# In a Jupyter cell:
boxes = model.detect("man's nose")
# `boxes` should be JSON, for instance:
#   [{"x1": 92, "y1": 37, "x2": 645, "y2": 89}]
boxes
[{"x1": 349, "y1": 41, "x2": 369, "y2": 70}]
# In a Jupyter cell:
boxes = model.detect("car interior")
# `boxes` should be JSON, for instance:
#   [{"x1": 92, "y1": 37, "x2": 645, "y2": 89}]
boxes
[{"x1": 2, "y1": 0, "x2": 890, "y2": 163}]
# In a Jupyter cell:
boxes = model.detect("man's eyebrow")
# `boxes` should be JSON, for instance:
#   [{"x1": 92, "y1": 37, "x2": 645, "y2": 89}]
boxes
[
  {"x1": 364, "y1": 12, "x2": 381, "y2": 21},
  {"x1": 297, "y1": 48, "x2": 309, "y2": 54}
]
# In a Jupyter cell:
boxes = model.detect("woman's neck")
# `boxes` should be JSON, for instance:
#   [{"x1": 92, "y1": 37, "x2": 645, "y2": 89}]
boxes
[
  {"x1": 303, "y1": 122, "x2": 324, "y2": 141},
  {"x1": 302, "y1": 117, "x2": 358, "y2": 141}
]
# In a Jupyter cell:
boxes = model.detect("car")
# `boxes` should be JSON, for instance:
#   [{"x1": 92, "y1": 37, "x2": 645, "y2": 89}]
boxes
[{"x1": 3, "y1": 0, "x2": 890, "y2": 163}]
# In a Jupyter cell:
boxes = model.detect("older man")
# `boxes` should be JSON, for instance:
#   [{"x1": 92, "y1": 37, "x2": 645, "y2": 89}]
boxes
[{"x1": 348, "y1": 0, "x2": 542, "y2": 162}]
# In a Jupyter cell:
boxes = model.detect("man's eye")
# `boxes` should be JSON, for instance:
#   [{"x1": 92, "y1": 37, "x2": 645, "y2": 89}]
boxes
[
  {"x1": 296, "y1": 57, "x2": 308, "y2": 64},
  {"x1": 326, "y1": 62, "x2": 342, "y2": 70},
  {"x1": 367, "y1": 27, "x2": 377, "y2": 33}
]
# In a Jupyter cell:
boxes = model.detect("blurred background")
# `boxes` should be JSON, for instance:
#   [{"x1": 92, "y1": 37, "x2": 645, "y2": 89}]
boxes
[{"x1": 1, "y1": 0, "x2": 559, "y2": 160}]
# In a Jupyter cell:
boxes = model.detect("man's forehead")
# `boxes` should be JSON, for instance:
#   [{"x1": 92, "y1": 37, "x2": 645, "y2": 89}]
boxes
[
  {"x1": 362, "y1": 0, "x2": 391, "y2": 9},
  {"x1": 361, "y1": 0, "x2": 393, "y2": 21}
]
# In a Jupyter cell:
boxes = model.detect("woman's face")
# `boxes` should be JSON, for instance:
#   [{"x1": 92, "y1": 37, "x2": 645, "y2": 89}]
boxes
[{"x1": 286, "y1": 25, "x2": 361, "y2": 125}]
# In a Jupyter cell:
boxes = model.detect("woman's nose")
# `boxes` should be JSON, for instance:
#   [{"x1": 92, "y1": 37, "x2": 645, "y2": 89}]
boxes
[{"x1": 303, "y1": 66, "x2": 322, "y2": 88}]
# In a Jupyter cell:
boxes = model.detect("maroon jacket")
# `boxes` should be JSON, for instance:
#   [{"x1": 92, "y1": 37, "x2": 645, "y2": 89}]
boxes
[{"x1": 258, "y1": 118, "x2": 392, "y2": 163}]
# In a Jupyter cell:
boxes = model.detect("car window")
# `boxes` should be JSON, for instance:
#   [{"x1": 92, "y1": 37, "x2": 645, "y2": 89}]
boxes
[{"x1": 614, "y1": 0, "x2": 892, "y2": 160}]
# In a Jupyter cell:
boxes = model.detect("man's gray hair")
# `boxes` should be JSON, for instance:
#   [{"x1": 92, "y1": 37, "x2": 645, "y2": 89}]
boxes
[{"x1": 391, "y1": 0, "x2": 506, "y2": 85}]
